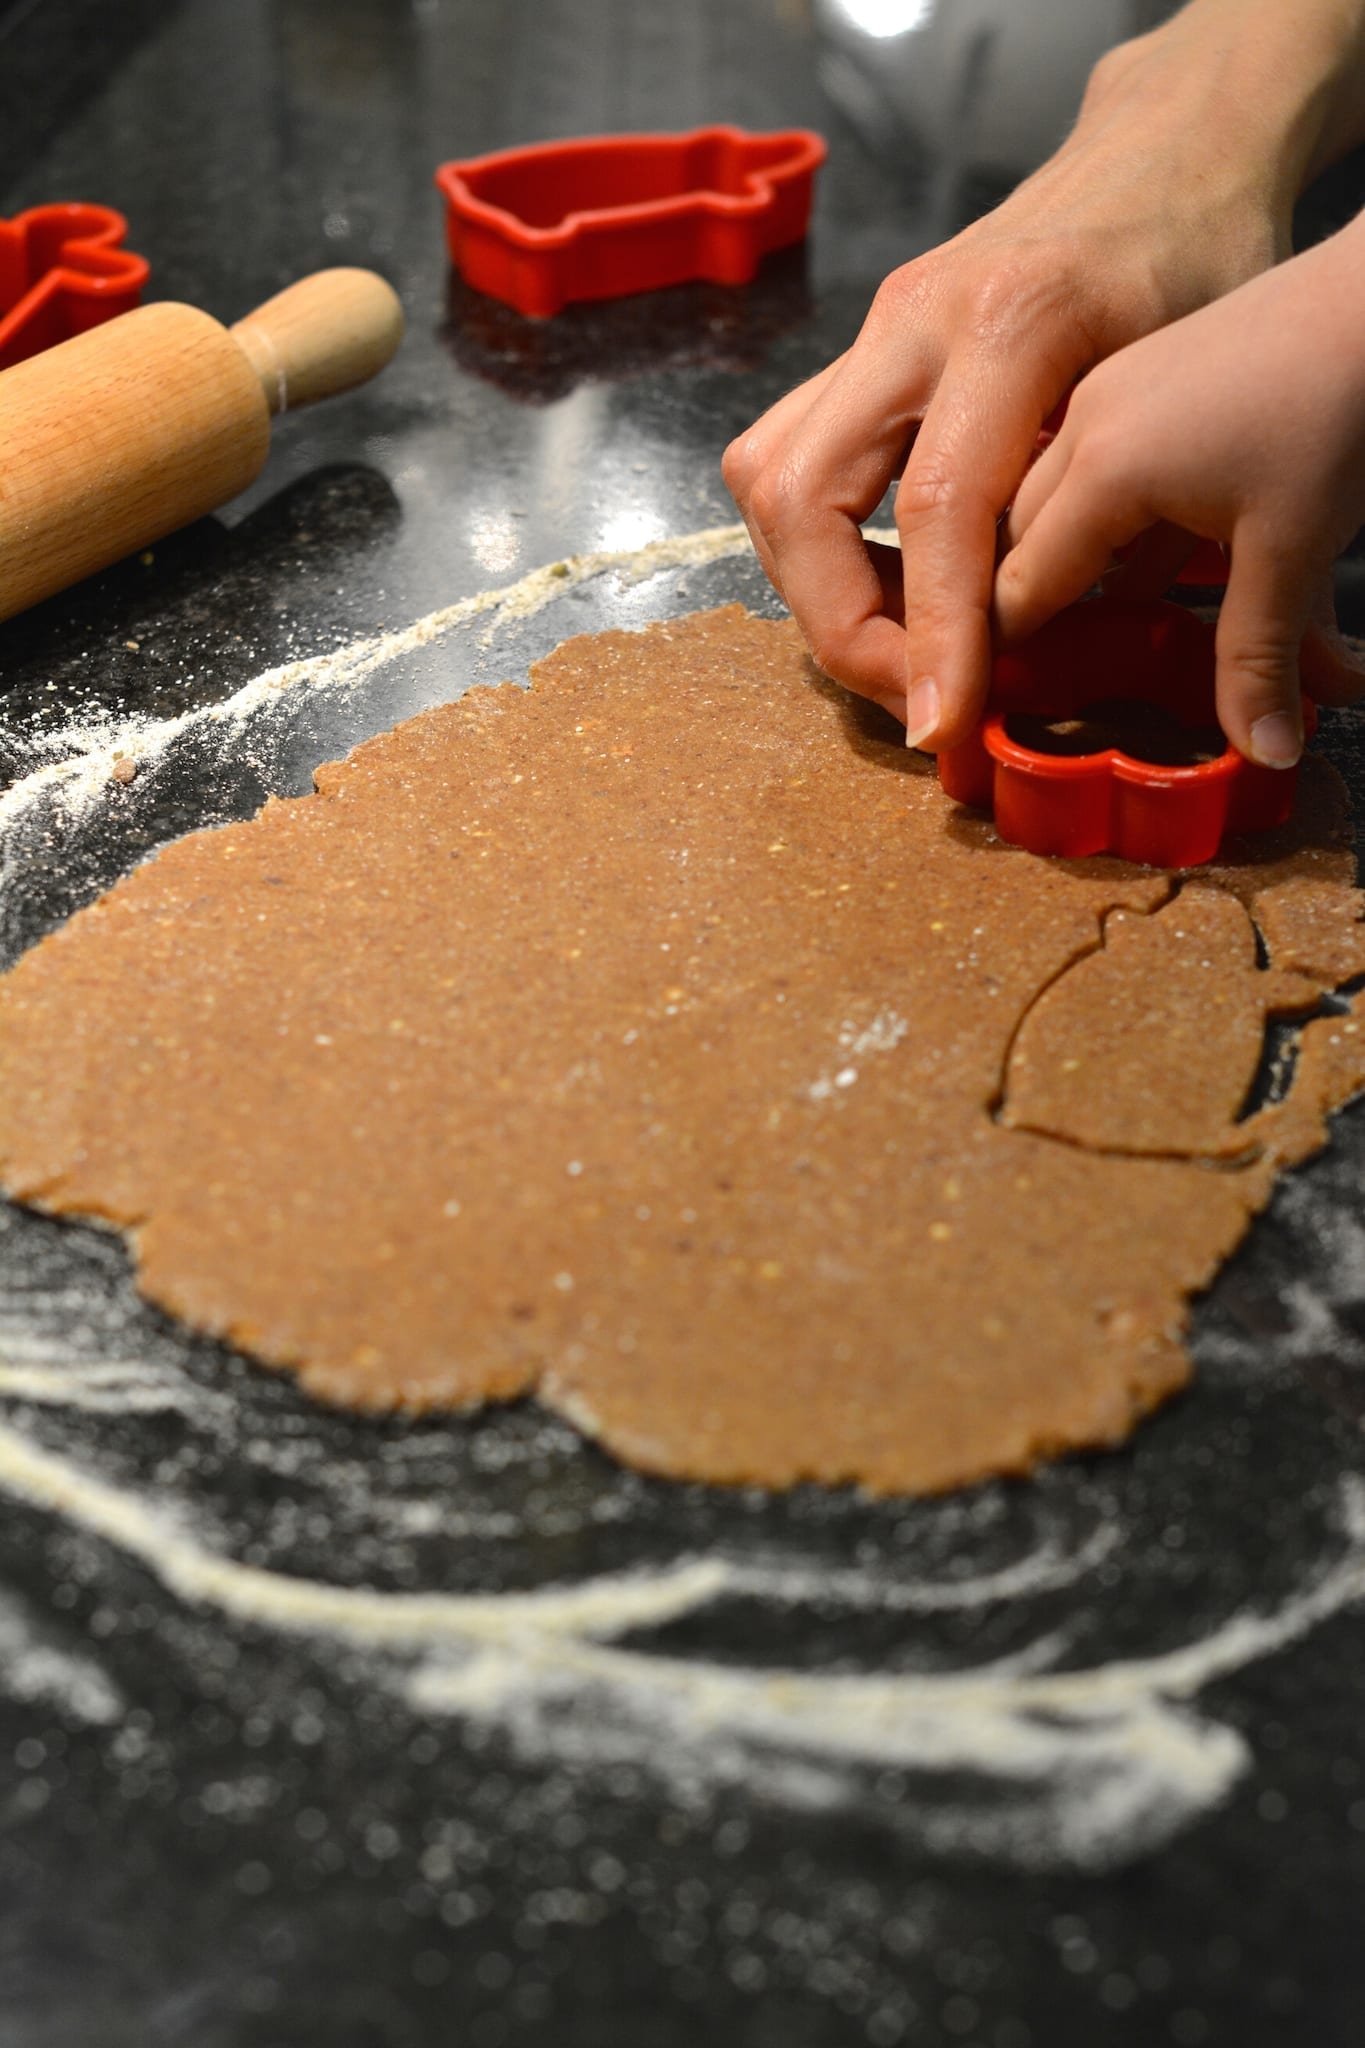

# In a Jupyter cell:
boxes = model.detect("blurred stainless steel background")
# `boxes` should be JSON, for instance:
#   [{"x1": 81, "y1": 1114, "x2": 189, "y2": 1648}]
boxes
[{"x1": 813, "y1": 0, "x2": 1180, "y2": 194}]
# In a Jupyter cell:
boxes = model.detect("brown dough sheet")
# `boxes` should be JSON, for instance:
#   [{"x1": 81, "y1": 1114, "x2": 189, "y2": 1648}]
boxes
[{"x1": 1, "y1": 606, "x2": 1364, "y2": 1495}]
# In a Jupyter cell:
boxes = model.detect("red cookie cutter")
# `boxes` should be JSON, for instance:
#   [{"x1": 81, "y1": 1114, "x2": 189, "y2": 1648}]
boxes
[
  {"x1": 1174, "y1": 538, "x2": 1230, "y2": 586},
  {"x1": 0, "y1": 203, "x2": 149, "y2": 371},
  {"x1": 435, "y1": 125, "x2": 826, "y2": 319},
  {"x1": 937, "y1": 600, "x2": 1314, "y2": 868}
]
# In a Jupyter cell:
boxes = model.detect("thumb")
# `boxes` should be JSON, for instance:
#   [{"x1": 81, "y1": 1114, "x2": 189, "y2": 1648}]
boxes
[{"x1": 1214, "y1": 537, "x2": 1312, "y2": 769}]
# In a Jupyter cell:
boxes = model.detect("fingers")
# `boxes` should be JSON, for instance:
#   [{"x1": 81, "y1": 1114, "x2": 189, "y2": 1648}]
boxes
[
  {"x1": 1004, "y1": 473, "x2": 1319, "y2": 769},
  {"x1": 740, "y1": 447, "x2": 915, "y2": 718},
  {"x1": 895, "y1": 344, "x2": 1081, "y2": 747},
  {"x1": 1000, "y1": 442, "x2": 1351, "y2": 765},
  {"x1": 994, "y1": 436, "x2": 1148, "y2": 644},
  {"x1": 1000, "y1": 423, "x2": 1066, "y2": 546},
  {"x1": 1214, "y1": 533, "x2": 1315, "y2": 767},
  {"x1": 725, "y1": 257, "x2": 1089, "y2": 727},
  {"x1": 722, "y1": 358, "x2": 845, "y2": 594},
  {"x1": 728, "y1": 295, "x2": 946, "y2": 710}
]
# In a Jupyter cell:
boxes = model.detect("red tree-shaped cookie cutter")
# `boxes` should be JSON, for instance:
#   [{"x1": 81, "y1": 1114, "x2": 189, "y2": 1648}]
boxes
[
  {"x1": 0, "y1": 203, "x2": 149, "y2": 371},
  {"x1": 435, "y1": 126, "x2": 826, "y2": 318},
  {"x1": 937, "y1": 600, "x2": 1314, "y2": 868}
]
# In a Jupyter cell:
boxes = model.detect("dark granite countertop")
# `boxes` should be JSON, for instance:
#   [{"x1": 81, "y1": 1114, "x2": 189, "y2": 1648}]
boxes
[{"x1": 0, "y1": 4, "x2": 1363, "y2": 2044}]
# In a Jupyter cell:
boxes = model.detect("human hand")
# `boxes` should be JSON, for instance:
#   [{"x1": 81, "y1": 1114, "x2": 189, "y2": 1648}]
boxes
[
  {"x1": 723, "y1": 0, "x2": 1365, "y2": 745},
  {"x1": 995, "y1": 218, "x2": 1365, "y2": 768}
]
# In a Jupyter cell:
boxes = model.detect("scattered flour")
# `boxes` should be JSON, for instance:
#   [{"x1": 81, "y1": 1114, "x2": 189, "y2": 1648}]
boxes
[
  {"x1": 0, "y1": 1584, "x2": 122, "y2": 1726},
  {"x1": 0, "y1": 522, "x2": 758, "y2": 845},
  {"x1": 0, "y1": 1394, "x2": 1360, "y2": 1868},
  {"x1": 809, "y1": 1007, "x2": 909, "y2": 1103}
]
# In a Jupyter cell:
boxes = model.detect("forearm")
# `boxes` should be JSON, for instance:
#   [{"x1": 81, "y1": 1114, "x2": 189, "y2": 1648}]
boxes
[
  {"x1": 1282, "y1": 0, "x2": 1365, "y2": 179},
  {"x1": 1085, "y1": 0, "x2": 1365, "y2": 230}
]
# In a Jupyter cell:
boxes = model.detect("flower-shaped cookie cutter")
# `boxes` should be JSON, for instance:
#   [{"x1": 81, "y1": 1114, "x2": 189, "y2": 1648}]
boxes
[
  {"x1": 936, "y1": 600, "x2": 1314, "y2": 868},
  {"x1": 435, "y1": 125, "x2": 826, "y2": 319},
  {"x1": 0, "y1": 203, "x2": 149, "y2": 371}
]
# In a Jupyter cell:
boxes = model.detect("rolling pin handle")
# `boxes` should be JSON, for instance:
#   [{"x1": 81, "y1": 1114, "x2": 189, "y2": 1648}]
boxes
[{"x1": 229, "y1": 267, "x2": 404, "y2": 417}]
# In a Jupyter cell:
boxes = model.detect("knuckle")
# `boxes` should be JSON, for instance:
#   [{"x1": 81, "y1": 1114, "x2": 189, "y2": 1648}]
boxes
[
  {"x1": 1228, "y1": 642, "x2": 1297, "y2": 685},
  {"x1": 964, "y1": 258, "x2": 1027, "y2": 331},
  {"x1": 1221, "y1": 633, "x2": 1300, "y2": 698},
  {"x1": 721, "y1": 430, "x2": 764, "y2": 500},
  {"x1": 894, "y1": 458, "x2": 957, "y2": 529},
  {"x1": 865, "y1": 260, "x2": 936, "y2": 336},
  {"x1": 1058, "y1": 408, "x2": 1127, "y2": 493},
  {"x1": 801, "y1": 623, "x2": 855, "y2": 681},
  {"x1": 745, "y1": 467, "x2": 798, "y2": 540},
  {"x1": 1081, "y1": 39, "x2": 1140, "y2": 107},
  {"x1": 1063, "y1": 418, "x2": 1117, "y2": 483},
  {"x1": 962, "y1": 257, "x2": 1069, "y2": 345},
  {"x1": 901, "y1": 608, "x2": 956, "y2": 667}
]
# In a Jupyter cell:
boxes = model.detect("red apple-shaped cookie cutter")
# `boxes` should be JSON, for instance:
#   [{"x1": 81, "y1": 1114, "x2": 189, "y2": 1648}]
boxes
[
  {"x1": 435, "y1": 125, "x2": 826, "y2": 319},
  {"x1": 937, "y1": 599, "x2": 1314, "y2": 868},
  {"x1": 0, "y1": 203, "x2": 149, "y2": 371}
]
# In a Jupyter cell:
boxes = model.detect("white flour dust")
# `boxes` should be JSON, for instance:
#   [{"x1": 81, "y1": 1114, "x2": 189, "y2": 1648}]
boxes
[
  {"x1": 0, "y1": 521, "x2": 755, "y2": 844},
  {"x1": 809, "y1": 1006, "x2": 910, "y2": 1102},
  {"x1": 0, "y1": 1583, "x2": 123, "y2": 1727},
  {"x1": 0, "y1": 1400, "x2": 1360, "y2": 1869}
]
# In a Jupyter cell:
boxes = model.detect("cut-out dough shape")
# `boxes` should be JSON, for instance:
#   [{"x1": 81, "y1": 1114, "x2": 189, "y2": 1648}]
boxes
[
  {"x1": 1, "y1": 607, "x2": 1364, "y2": 1495},
  {"x1": 1000, "y1": 889, "x2": 1325, "y2": 1159}
]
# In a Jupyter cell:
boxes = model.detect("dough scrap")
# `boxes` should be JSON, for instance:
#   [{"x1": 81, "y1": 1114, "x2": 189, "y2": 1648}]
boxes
[
  {"x1": 1, "y1": 605, "x2": 1363, "y2": 1496},
  {"x1": 1000, "y1": 889, "x2": 1322, "y2": 1159}
]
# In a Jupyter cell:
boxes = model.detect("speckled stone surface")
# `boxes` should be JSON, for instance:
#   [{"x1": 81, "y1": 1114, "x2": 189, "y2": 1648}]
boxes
[{"x1": 0, "y1": 4, "x2": 1363, "y2": 2045}]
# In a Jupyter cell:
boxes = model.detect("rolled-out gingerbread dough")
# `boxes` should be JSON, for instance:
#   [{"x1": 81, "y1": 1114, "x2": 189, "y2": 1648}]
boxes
[{"x1": 2, "y1": 605, "x2": 1364, "y2": 1495}]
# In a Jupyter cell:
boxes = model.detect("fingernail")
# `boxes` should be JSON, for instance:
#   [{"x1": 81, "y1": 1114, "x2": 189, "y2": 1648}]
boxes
[
  {"x1": 1248, "y1": 710, "x2": 1302, "y2": 769},
  {"x1": 904, "y1": 678, "x2": 941, "y2": 751}
]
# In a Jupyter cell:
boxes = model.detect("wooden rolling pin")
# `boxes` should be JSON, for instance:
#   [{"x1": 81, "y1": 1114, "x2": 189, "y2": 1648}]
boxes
[{"x1": 0, "y1": 267, "x2": 404, "y2": 624}]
